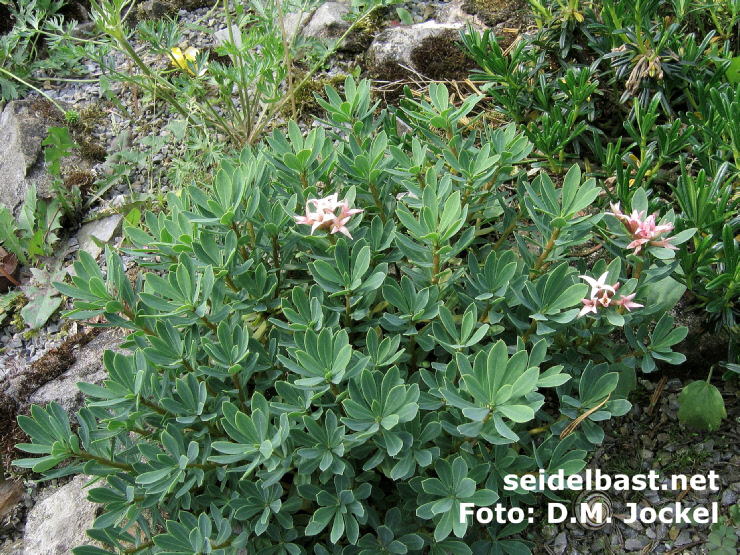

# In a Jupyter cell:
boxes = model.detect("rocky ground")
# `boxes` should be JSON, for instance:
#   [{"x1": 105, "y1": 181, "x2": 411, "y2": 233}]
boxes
[{"x1": 0, "y1": 0, "x2": 739, "y2": 553}]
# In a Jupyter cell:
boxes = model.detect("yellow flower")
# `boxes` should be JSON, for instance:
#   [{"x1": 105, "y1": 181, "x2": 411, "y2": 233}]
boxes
[{"x1": 170, "y1": 46, "x2": 201, "y2": 76}]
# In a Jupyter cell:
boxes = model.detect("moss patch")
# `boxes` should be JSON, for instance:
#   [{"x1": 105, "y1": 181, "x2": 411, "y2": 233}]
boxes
[
  {"x1": 462, "y1": 0, "x2": 528, "y2": 27},
  {"x1": 63, "y1": 170, "x2": 95, "y2": 197},
  {"x1": 280, "y1": 73, "x2": 346, "y2": 120},
  {"x1": 369, "y1": 61, "x2": 415, "y2": 108},
  {"x1": 410, "y1": 32, "x2": 480, "y2": 81}
]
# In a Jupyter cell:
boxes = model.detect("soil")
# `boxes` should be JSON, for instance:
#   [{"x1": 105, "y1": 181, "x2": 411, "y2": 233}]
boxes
[{"x1": 0, "y1": 5, "x2": 14, "y2": 36}]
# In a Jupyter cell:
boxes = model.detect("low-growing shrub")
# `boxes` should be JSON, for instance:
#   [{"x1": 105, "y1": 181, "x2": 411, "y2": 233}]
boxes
[
  {"x1": 460, "y1": 0, "x2": 740, "y2": 402},
  {"x1": 16, "y1": 78, "x2": 695, "y2": 554}
]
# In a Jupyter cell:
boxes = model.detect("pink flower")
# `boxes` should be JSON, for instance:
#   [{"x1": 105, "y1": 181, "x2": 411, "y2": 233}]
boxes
[
  {"x1": 615, "y1": 293, "x2": 644, "y2": 312},
  {"x1": 578, "y1": 297, "x2": 600, "y2": 318},
  {"x1": 608, "y1": 202, "x2": 677, "y2": 254},
  {"x1": 578, "y1": 272, "x2": 643, "y2": 317},
  {"x1": 580, "y1": 272, "x2": 616, "y2": 299},
  {"x1": 294, "y1": 194, "x2": 363, "y2": 239}
]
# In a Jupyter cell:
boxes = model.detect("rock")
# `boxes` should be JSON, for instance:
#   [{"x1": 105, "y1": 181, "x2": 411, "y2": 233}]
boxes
[
  {"x1": 461, "y1": 0, "x2": 527, "y2": 27},
  {"x1": 551, "y1": 532, "x2": 567, "y2": 555},
  {"x1": 214, "y1": 24, "x2": 242, "y2": 50},
  {"x1": 624, "y1": 538, "x2": 643, "y2": 551},
  {"x1": 674, "y1": 527, "x2": 692, "y2": 546},
  {"x1": 367, "y1": 22, "x2": 475, "y2": 80},
  {"x1": 69, "y1": 21, "x2": 98, "y2": 40},
  {"x1": 22, "y1": 474, "x2": 100, "y2": 555},
  {"x1": 27, "y1": 328, "x2": 128, "y2": 418},
  {"x1": 179, "y1": 0, "x2": 212, "y2": 10},
  {"x1": 540, "y1": 523, "x2": 558, "y2": 540},
  {"x1": 302, "y1": 2, "x2": 361, "y2": 51},
  {"x1": 0, "y1": 100, "x2": 51, "y2": 212},
  {"x1": 136, "y1": 0, "x2": 177, "y2": 20},
  {"x1": 0, "y1": 100, "x2": 92, "y2": 213},
  {"x1": 436, "y1": 0, "x2": 487, "y2": 28},
  {"x1": 0, "y1": 540, "x2": 23, "y2": 555},
  {"x1": 283, "y1": 1, "x2": 366, "y2": 51},
  {"x1": 284, "y1": 8, "x2": 317, "y2": 43},
  {"x1": 75, "y1": 214, "x2": 124, "y2": 259},
  {"x1": 722, "y1": 488, "x2": 738, "y2": 506},
  {"x1": 0, "y1": 480, "x2": 25, "y2": 521}
]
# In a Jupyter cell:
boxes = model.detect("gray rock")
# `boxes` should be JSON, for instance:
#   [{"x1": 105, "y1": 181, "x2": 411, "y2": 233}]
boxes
[
  {"x1": 0, "y1": 540, "x2": 24, "y2": 555},
  {"x1": 283, "y1": 1, "x2": 365, "y2": 51},
  {"x1": 0, "y1": 100, "x2": 92, "y2": 213},
  {"x1": 136, "y1": 0, "x2": 177, "y2": 20},
  {"x1": 367, "y1": 21, "x2": 464, "y2": 74},
  {"x1": 624, "y1": 538, "x2": 643, "y2": 551},
  {"x1": 69, "y1": 21, "x2": 98, "y2": 40},
  {"x1": 22, "y1": 474, "x2": 100, "y2": 555},
  {"x1": 435, "y1": 0, "x2": 486, "y2": 27},
  {"x1": 76, "y1": 214, "x2": 124, "y2": 259},
  {"x1": 0, "y1": 480, "x2": 25, "y2": 521},
  {"x1": 27, "y1": 328, "x2": 128, "y2": 418},
  {"x1": 284, "y1": 8, "x2": 317, "y2": 43},
  {"x1": 302, "y1": 2, "x2": 360, "y2": 50},
  {"x1": 721, "y1": 488, "x2": 739, "y2": 506},
  {"x1": 540, "y1": 523, "x2": 558, "y2": 540},
  {"x1": 674, "y1": 528, "x2": 692, "y2": 546},
  {"x1": 551, "y1": 532, "x2": 567, "y2": 555},
  {"x1": 0, "y1": 100, "x2": 51, "y2": 212},
  {"x1": 214, "y1": 24, "x2": 242, "y2": 50}
]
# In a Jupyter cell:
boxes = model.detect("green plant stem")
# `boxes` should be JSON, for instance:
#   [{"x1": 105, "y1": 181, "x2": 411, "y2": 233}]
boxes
[
  {"x1": 369, "y1": 182, "x2": 387, "y2": 224},
  {"x1": 493, "y1": 212, "x2": 522, "y2": 251},
  {"x1": 632, "y1": 258, "x2": 644, "y2": 280},
  {"x1": 123, "y1": 540, "x2": 155, "y2": 554},
  {"x1": 408, "y1": 335, "x2": 417, "y2": 371},
  {"x1": 200, "y1": 316, "x2": 219, "y2": 332},
  {"x1": 528, "y1": 415, "x2": 567, "y2": 435},
  {"x1": 122, "y1": 306, "x2": 155, "y2": 336},
  {"x1": 224, "y1": 275, "x2": 239, "y2": 293},
  {"x1": 522, "y1": 318, "x2": 538, "y2": 344},
  {"x1": 229, "y1": 223, "x2": 250, "y2": 261},
  {"x1": 232, "y1": 373, "x2": 247, "y2": 411},
  {"x1": 223, "y1": 0, "x2": 252, "y2": 137},
  {"x1": 478, "y1": 302, "x2": 490, "y2": 324},
  {"x1": 139, "y1": 397, "x2": 168, "y2": 415},
  {"x1": 0, "y1": 67, "x2": 69, "y2": 116},
  {"x1": 78, "y1": 450, "x2": 134, "y2": 471},
  {"x1": 529, "y1": 226, "x2": 561, "y2": 279},
  {"x1": 114, "y1": 39, "x2": 188, "y2": 121},
  {"x1": 431, "y1": 245, "x2": 441, "y2": 284},
  {"x1": 272, "y1": 234, "x2": 281, "y2": 292}
]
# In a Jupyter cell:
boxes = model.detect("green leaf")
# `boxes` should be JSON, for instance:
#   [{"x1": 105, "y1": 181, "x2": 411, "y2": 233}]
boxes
[
  {"x1": 42, "y1": 127, "x2": 77, "y2": 176},
  {"x1": 677, "y1": 380, "x2": 726, "y2": 431}
]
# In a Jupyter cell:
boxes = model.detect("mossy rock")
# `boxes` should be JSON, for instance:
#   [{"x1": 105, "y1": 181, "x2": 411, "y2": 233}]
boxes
[
  {"x1": 462, "y1": 0, "x2": 527, "y2": 27},
  {"x1": 410, "y1": 31, "x2": 479, "y2": 81}
]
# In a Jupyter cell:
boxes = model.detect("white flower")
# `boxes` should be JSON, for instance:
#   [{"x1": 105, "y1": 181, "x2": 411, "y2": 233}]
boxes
[{"x1": 579, "y1": 272, "x2": 616, "y2": 300}]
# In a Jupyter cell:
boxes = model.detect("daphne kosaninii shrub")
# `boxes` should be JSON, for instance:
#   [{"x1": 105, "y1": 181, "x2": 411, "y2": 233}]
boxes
[{"x1": 15, "y1": 78, "x2": 694, "y2": 555}]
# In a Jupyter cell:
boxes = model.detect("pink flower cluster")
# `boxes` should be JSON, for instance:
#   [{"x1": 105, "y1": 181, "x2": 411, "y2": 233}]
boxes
[
  {"x1": 578, "y1": 272, "x2": 643, "y2": 318},
  {"x1": 294, "y1": 194, "x2": 364, "y2": 239},
  {"x1": 608, "y1": 202, "x2": 677, "y2": 254}
]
